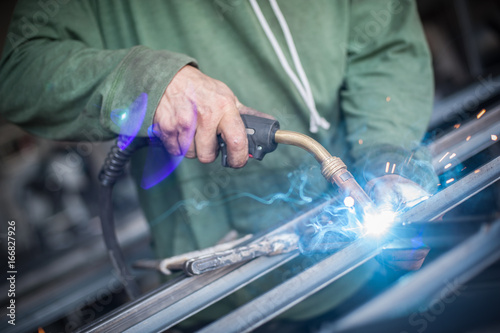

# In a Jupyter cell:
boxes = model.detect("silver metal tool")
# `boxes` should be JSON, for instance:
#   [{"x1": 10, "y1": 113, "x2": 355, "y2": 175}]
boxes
[
  {"x1": 184, "y1": 232, "x2": 300, "y2": 276},
  {"x1": 134, "y1": 234, "x2": 253, "y2": 275}
]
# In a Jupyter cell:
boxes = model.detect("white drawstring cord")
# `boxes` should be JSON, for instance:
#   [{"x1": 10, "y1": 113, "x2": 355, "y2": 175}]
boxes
[{"x1": 249, "y1": 0, "x2": 330, "y2": 133}]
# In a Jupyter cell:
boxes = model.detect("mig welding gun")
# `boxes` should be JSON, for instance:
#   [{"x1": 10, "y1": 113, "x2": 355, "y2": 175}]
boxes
[{"x1": 218, "y1": 115, "x2": 374, "y2": 214}]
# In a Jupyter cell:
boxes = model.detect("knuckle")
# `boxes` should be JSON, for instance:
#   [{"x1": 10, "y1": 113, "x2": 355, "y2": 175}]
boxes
[
  {"x1": 178, "y1": 115, "x2": 195, "y2": 130},
  {"x1": 198, "y1": 153, "x2": 216, "y2": 164}
]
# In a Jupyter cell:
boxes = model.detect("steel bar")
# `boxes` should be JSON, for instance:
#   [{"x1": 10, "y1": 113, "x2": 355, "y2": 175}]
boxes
[
  {"x1": 429, "y1": 104, "x2": 500, "y2": 174},
  {"x1": 198, "y1": 156, "x2": 500, "y2": 332},
  {"x1": 78, "y1": 197, "x2": 336, "y2": 333},
  {"x1": 331, "y1": 218, "x2": 500, "y2": 332},
  {"x1": 82, "y1": 156, "x2": 500, "y2": 333},
  {"x1": 198, "y1": 238, "x2": 383, "y2": 333},
  {"x1": 124, "y1": 253, "x2": 298, "y2": 333},
  {"x1": 405, "y1": 156, "x2": 500, "y2": 222},
  {"x1": 428, "y1": 77, "x2": 500, "y2": 130}
]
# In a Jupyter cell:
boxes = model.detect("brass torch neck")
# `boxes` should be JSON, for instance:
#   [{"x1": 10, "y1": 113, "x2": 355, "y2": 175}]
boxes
[
  {"x1": 274, "y1": 130, "x2": 331, "y2": 163},
  {"x1": 321, "y1": 156, "x2": 346, "y2": 182},
  {"x1": 273, "y1": 129, "x2": 375, "y2": 214}
]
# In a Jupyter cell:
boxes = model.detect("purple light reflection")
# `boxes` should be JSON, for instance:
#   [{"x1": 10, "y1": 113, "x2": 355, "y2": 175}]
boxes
[
  {"x1": 141, "y1": 102, "x2": 198, "y2": 189},
  {"x1": 140, "y1": 143, "x2": 184, "y2": 189},
  {"x1": 110, "y1": 93, "x2": 148, "y2": 150}
]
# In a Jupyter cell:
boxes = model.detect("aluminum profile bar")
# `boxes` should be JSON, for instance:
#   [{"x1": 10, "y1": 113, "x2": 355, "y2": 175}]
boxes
[
  {"x1": 79, "y1": 197, "x2": 335, "y2": 333},
  {"x1": 198, "y1": 238, "x2": 383, "y2": 333},
  {"x1": 428, "y1": 76, "x2": 500, "y2": 129},
  {"x1": 198, "y1": 156, "x2": 500, "y2": 333},
  {"x1": 429, "y1": 105, "x2": 500, "y2": 174},
  {"x1": 331, "y1": 218, "x2": 500, "y2": 332},
  {"x1": 79, "y1": 127, "x2": 500, "y2": 332}
]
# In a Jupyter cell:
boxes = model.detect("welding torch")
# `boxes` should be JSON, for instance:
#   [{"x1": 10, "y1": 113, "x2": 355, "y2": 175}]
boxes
[{"x1": 219, "y1": 115, "x2": 374, "y2": 216}]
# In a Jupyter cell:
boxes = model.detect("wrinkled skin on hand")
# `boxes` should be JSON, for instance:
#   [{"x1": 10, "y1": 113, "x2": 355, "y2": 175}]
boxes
[
  {"x1": 153, "y1": 65, "x2": 272, "y2": 168},
  {"x1": 366, "y1": 175, "x2": 432, "y2": 271}
]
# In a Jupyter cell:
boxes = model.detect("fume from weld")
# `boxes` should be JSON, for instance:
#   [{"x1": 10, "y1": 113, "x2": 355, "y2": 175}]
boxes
[{"x1": 149, "y1": 164, "x2": 327, "y2": 228}]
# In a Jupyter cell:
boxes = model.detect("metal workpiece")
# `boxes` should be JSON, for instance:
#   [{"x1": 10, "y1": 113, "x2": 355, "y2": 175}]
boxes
[
  {"x1": 429, "y1": 104, "x2": 500, "y2": 174},
  {"x1": 331, "y1": 218, "x2": 500, "y2": 332},
  {"x1": 197, "y1": 156, "x2": 500, "y2": 332},
  {"x1": 79, "y1": 197, "x2": 338, "y2": 333},
  {"x1": 428, "y1": 77, "x2": 500, "y2": 130},
  {"x1": 197, "y1": 237, "x2": 384, "y2": 333},
  {"x1": 123, "y1": 253, "x2": 299, "y2": 333},
  {"x1": 82, "y1": 156, "x2": 500, "y2": 333},
  {"x1": 403, "y1": 155, "x2": 500, "y2": 223}
]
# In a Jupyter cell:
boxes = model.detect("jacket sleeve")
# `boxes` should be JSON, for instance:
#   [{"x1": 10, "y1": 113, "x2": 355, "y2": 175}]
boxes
[
  {"x1": 0, "y1": 0, "x2": 196, "y2": 141},
  {"x1": 340, "y1": 0, "x2": 437, "y2": 192}
]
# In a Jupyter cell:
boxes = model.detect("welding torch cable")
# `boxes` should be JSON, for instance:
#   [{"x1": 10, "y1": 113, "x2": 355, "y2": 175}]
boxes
[{"x1": 98, "y1": 138, "x2": 149, "y2": 300}]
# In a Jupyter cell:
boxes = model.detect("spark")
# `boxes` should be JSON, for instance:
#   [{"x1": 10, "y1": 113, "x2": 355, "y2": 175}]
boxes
[
  {"x1": 386, "y1": 96, "x2": 391, "y2": 102},
  {"x1": 474, "y1": 169, "x2": 480, "y2": 174},
  {"x1": 477, "y1": 109, "x2": 486, "y2": 119},
  {"x1": 358, "y1": 139, "x2": 363, "y2": 145},
  {"x1": 492, "y1": 134, "x2": 498, "y2": 141},
  {"x1": 385, "y1": 162, "x2": 390, "y2": 173},
  {"x1": 446, "y1": 178, "x2": 455, "y2": 184},
  {"x1": 438, "y1": 152, "x2": 450, "y2": 163},
  {"x1": 391, "y1": 163, "x2": 396, "y2": 174},
  {"x1": 454, "y1": 123, "x2": 461, "y2": 129},
  {"x1": 444, "y1": 163, "x2": 452, "y2": 169},
  {"x1": 466, "y1": 135, "x2": 471, "y2": 141},
  {"x1": 449, "y1": 153, "x2": 456, "y2": 159}
]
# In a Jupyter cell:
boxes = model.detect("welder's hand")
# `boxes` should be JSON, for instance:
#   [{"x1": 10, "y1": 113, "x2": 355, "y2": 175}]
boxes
[
  {"x1": 153, "y1": 65, "x2": 273, "y2": 168},
  {"x1": 365, "y1": 175, "x2": 430, "y2": 213},
  {"x1": 366, "y1": 175, "x2": 431, "y2": 271}
]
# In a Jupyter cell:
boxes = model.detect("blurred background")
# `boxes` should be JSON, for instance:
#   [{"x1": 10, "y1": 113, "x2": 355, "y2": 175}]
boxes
[{"x1": 0, "y1": 0, "x2": 499, "y2": 332}]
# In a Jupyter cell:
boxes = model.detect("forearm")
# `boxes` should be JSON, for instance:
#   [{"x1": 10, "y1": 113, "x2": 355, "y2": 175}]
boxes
[{"x1": 0, "y1": 39, "x2": 195, "y2": 141}]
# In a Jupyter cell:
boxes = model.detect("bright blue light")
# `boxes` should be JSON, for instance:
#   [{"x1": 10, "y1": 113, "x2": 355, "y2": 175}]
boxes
[{"x1": 362, "y1": 209, "x2": 397, "y2": 237}]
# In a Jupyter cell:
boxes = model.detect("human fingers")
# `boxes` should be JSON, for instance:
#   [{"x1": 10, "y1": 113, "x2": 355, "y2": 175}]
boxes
[{"x1": 217, "y1": 103, "x2": 248, "y2": 168}]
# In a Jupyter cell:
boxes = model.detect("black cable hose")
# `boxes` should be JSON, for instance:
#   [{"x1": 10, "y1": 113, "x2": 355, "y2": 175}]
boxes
[{"x1": 98, "y1": 137, "x2": 149, "y2": 300}]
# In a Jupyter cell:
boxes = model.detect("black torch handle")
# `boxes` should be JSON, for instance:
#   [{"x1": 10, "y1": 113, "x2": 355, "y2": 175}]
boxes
[{"x1": 218, "y1": 114, "x2": 280, "y2": 167}]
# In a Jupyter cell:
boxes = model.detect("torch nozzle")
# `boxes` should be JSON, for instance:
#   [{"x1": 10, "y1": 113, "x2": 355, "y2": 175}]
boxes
[{"x1": 274, "y1": 130, "x2": 374, "y2": 215}]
